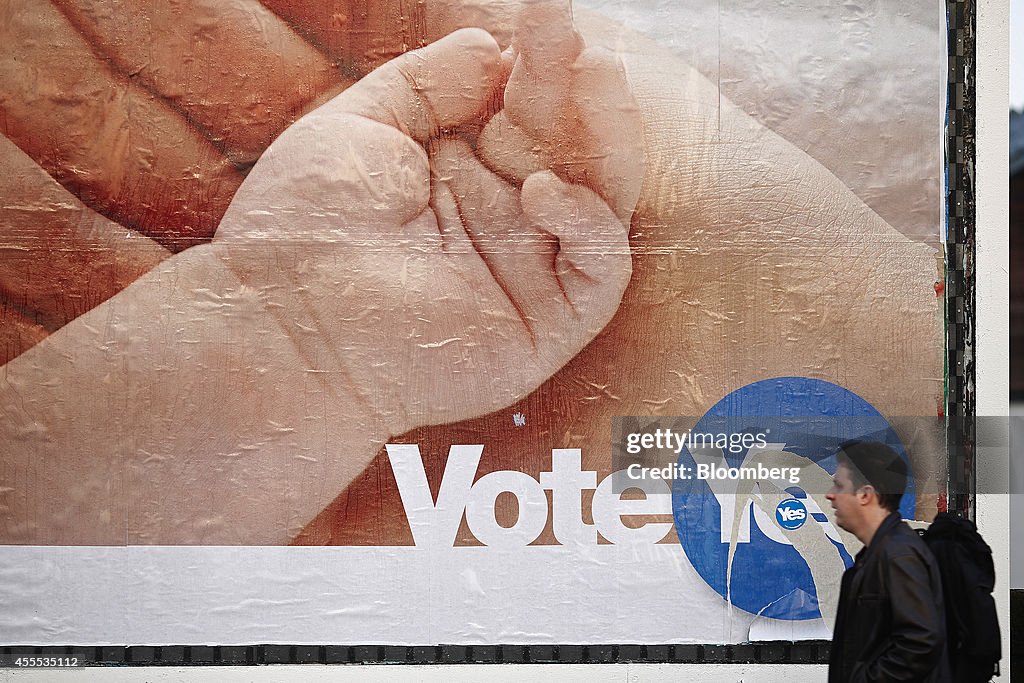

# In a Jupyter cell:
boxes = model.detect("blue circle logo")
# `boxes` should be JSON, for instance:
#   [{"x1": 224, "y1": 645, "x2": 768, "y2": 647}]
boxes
[
  {"x1": 672, "y1": 377, "x2": 913, "y2": 621},
  {"x1": 776, "y1": 498, "x2": 808, "y2": 530}
]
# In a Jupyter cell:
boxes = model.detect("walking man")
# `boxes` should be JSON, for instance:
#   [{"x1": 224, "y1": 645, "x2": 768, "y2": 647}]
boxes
[{"x1": 827, "y1": 440, "x2": 950, "y2": 682}]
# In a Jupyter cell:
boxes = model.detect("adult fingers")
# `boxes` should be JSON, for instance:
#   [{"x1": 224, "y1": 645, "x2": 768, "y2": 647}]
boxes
[
  {"x1": 0, "y1": 303, "x2": 48, "y2": 367},
  {"x1": 0, "y1": 0, "x2": 242, "y2": 250},
  {"x1": 260, "y1": 0, "x2": 423, "y2": 76},
  {"x1": 260, "y1": 0, "x2": 520, "y2": 76},
  {"x1": 0, "y1": 135, "x2": 169, "y2": 333},
  {"x1": 54, "y1": 0, "x2": 353, "y2": 166}
]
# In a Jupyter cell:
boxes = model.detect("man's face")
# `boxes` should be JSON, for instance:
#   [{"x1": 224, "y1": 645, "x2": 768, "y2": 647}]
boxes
[{"x1": 826, "y1": 463, "x2": 862, "y2": 533}]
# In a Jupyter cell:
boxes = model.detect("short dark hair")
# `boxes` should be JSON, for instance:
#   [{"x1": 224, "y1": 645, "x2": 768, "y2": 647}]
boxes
[{"x1": 836, "y1": 440, "x2": 907, "y2": 513}]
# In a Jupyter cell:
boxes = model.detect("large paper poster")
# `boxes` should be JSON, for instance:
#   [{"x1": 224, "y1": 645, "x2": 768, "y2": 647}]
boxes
[{"x1": 0, "y1": 0, "x2": 946, "y2": 645}]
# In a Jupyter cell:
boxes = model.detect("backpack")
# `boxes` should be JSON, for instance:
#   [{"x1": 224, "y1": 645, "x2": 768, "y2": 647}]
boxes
[{"x1": 921, "y1": 512, "x2": 1002, "y2": 682}]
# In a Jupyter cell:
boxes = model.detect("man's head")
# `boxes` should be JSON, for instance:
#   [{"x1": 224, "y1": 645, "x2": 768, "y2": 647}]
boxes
[
  {"x1": 837, "y1": 440, "x2": 908, "y2": 512},
  {"x1": 826, "y1": 441, "x2": 907, "y2": 539}
]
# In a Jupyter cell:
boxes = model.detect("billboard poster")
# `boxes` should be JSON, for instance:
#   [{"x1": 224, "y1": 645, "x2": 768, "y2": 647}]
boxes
[{"x1": 0, "y1": 0, "x2": 947, "y2": 646}]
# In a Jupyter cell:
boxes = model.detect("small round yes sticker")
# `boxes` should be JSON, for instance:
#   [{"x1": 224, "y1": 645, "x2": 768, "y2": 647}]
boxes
[{"x1": 775, "y1": 498, "x2": 808, "y2": 531}]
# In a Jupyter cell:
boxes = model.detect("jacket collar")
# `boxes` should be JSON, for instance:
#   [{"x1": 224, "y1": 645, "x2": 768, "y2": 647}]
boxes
[{"x1": 854, "y1": 511, "x2": 902, "y2": 566}]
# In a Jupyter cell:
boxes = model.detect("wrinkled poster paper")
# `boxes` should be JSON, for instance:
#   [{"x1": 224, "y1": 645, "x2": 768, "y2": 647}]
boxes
[{"x1": 0, "y1": 0, "x2": 946, "y2": 645}]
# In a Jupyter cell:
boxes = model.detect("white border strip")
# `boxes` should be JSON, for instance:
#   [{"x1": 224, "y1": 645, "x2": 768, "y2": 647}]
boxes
[{"x1": 975, "y1": 0, "x2": 1011, "y2": 678}]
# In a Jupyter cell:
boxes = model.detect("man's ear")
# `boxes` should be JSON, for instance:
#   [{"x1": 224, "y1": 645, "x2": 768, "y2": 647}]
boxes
[{"x1": 856, "y1": 485, "x2": 877, "y2": 507}]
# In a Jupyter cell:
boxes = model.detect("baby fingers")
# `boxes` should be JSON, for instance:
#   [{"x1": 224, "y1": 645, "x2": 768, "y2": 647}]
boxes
[
  {"x1": 520, "y1": 170, "x2": 631, "y2": 330},
  {"x1": 320, "y1": 28, "x2": 504, "y2": 145}
]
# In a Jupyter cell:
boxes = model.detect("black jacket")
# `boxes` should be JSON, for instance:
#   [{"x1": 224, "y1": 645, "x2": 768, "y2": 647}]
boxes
[{"x1": 829, "y1": 513, "x2": 951, "y2": 682}]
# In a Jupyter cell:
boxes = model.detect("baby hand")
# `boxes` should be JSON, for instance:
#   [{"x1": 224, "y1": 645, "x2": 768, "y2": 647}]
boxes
[{"x1": 214, "y1": 28, "x2": 631, "y2": 436}]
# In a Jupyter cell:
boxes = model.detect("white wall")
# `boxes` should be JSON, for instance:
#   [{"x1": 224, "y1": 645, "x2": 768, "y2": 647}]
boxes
[{"x1": 976, "y1": 4, "x2": 1012, "y2": 683}]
